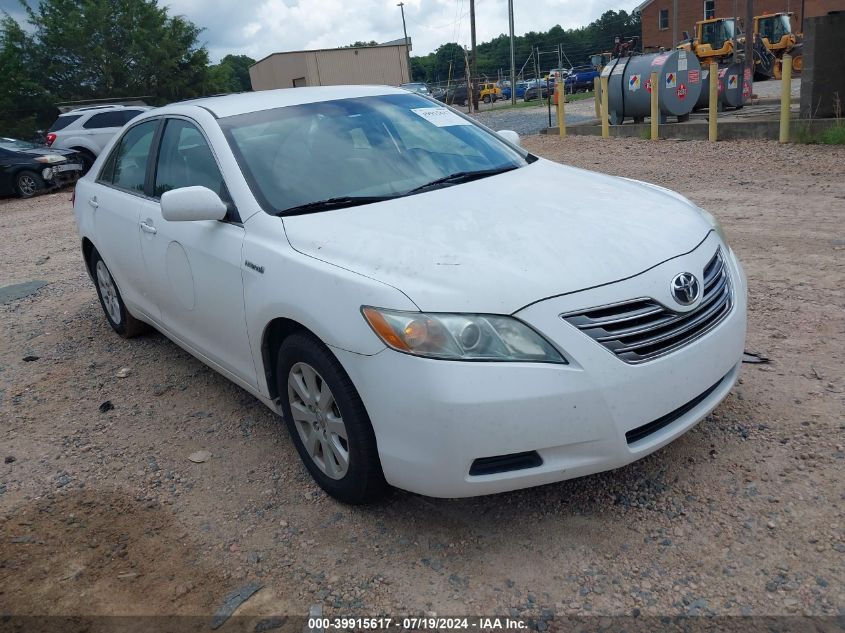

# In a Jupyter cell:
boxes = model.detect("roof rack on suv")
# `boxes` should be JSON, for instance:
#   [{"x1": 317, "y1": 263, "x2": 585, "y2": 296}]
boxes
[{"x1": 55, "y1": 97, "x2": 152, "y2": 114}]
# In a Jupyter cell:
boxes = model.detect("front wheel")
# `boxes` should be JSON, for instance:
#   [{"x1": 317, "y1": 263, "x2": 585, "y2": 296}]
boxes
[
  {"x1": 277, "y1": 333, "x2": 386, "y2": 504},
  {"x1": 15, "y1": 170, "x2": 44, "y2": 198},
  {"x1": 76, "y1": 150, "x2": 96, "y2": 175}
]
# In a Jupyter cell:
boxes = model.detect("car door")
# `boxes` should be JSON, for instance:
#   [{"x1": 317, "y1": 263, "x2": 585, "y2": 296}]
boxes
[
  {"x1": 82, "y1": 110, "x2": 129, "y2": 153},
  {"x1": 137, "y1": 117, "x2": 257, "y2": 387},
  {"x1": 91, "y1": 118, "x2": 161, "y2": 319},
  {"x1": 0, "y1": 148, "x2": 16, "y2": 195}
]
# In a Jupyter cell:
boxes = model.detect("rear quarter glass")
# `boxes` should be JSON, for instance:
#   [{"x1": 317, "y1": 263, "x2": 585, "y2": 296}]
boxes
[{"x1": 49, "y1": 115, "x2": 82, "y2": 132}]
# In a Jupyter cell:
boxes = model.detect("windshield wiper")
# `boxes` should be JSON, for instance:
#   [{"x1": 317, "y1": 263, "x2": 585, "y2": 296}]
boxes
[
  {"x1": 405, "y1": 166, "x2": 518, "y2": 195},
  {"x1": 278, "y1": 195, "x2": 398, "y2": 216}
]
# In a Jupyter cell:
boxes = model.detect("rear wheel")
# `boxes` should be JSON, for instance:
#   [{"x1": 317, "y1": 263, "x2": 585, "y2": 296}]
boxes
[
  {"x1": 15, "y1": 170, "x2": 44, "y2": 198},
  {"x1": 791, "y1": 55, "x2": 803, "y2": 73},
  {"x1": 277, "y1": 332, "x2": 386, "y2": 504},
  {"x1": 90, "y1": 250, "x2": 149, "y2": 338}
]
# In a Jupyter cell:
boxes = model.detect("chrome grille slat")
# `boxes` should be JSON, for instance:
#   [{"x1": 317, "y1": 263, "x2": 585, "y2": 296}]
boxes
[
  {"x1": 568, "y1": 302, "x2": 665, "y2": 329},
  {"x1": 610, "y1": 287, "x2": 731, "y2": 353},
  {"x1": 561, "y1": 249, "x2": 733, "y2": 364}
]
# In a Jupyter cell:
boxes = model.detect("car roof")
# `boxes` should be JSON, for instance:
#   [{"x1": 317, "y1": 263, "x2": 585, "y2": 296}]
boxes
[{"x1": 158, "y1": 85, "x2": 407, "y2": 119}]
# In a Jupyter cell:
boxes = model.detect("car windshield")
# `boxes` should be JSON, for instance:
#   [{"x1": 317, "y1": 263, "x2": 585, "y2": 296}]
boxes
[
  {"x1": 0, "y1": 137, "x2": 39, "y2": 151},
  {"x1": 220, "y1": 93, "x2": 530, "y2": 215}
]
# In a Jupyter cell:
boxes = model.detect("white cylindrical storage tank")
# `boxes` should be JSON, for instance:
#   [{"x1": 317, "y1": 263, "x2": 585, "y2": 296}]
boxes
[{"x1": 604, "y1": 50, "x2": 702, "y2": 124}]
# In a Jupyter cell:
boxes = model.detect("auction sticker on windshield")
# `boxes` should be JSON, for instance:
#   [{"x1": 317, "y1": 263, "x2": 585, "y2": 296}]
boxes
[{"x1": 411, "y1": 107, "x2": 472, "y2": 127}]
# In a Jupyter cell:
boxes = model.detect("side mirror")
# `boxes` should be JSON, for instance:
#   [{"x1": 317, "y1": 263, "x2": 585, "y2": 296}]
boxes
[
  {"x1": 497, "y1": 130, "x2": 521, "y2": 147},
  {"x1": 160, "y1": 186, "x2": 228, "y2": 222}
]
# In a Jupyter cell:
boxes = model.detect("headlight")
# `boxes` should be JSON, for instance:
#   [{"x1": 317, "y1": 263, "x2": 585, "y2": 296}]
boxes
[
  {"x1": 34, "y1": 154, "x2": 65, "y2": 164},
  {"x1": 362, "y1": 307, "x2": 566, "y2": 364},
  {"x1": 698, "y1": 207, "x2": 729, "y2": 245}
]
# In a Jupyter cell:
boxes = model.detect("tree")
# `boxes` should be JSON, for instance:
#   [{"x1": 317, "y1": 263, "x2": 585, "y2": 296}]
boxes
[
  {"x1": 411, "y1": 10, "x2": 642, "y2": 83},
  {"x1": 208, "y1": 54, "x2": 255, "y2": 93},
  {"x1": 20, "y1": 0, "x2": 214, "y2": 104},
  {"x1": 0, "y1": 15, "x2": 51, "y2": 138}
]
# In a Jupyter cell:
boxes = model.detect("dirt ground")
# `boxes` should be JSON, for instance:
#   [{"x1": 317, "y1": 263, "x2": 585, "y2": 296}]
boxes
[{"x1": 1, "y1": 136, "x2": 843, "y2": 627}]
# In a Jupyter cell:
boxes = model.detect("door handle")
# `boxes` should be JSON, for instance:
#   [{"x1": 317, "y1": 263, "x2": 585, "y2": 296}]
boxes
[
  {"x1": 139, "y1": 220, "x2": 157, "y2": 235},
  {"x1": 88, "y1": 196, "x2": 98, "y2": 208}
]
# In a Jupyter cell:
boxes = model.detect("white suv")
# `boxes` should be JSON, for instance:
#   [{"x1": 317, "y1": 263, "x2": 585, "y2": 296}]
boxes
[{"x1": 46, "y1": 105, "x2": 151, "y2": 172}]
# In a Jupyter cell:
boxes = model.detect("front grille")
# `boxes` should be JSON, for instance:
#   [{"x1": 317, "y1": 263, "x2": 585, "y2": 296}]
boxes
[
  {"x1": 625, "y1": 371, "x2": 729, "y2": 444},
  {"x1": 562, "y1": 249, "x2": 732, "y2": 364}
]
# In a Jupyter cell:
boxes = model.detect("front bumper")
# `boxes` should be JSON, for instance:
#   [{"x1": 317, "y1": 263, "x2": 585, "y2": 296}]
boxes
[
  {"x1": 42, "y1": 163, "x2": 83, "y2": 188},
  {"x1": 336, "y1": 235, "x2": 747, "y2": 498}
]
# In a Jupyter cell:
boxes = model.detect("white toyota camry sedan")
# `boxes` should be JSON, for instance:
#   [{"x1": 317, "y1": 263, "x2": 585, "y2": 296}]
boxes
[{"x1": 72, "y1": 86, "x2": 746, "y2": 503}]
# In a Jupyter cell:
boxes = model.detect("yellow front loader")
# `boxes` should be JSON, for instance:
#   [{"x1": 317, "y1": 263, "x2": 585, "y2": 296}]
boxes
[{"x1": 754, "y1": 12, "x2": 803, "y2": 78}]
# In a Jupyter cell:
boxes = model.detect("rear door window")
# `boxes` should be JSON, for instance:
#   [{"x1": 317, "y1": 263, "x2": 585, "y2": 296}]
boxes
[{"x1": 83, "y1": 111, "x2": 129, "y2": 129}]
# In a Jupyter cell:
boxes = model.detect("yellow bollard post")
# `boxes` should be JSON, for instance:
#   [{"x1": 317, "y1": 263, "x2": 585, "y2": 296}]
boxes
[
  {"x1": 779, "y1": 54, "x2": 792, "y2": 143},
  {"x1": 600, "y1": 75, "x2": 609, "y2": 139},
  {"x1": 708, "y1": 62, "x2": 718, "y2": 142},
  {"x1": 650, "y1": 71, "x2": 659, "y2": 140},
  {"x1": 594, "y1": 76, "x2": 601, "y2": 119},
  {"x1": 556, "y1": 76, "x2": 565, "y2": 138}
]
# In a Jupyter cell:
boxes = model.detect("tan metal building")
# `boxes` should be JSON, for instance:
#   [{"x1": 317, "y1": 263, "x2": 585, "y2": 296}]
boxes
[{"x1": 249, "y1": 42, "x2": 411, "y2": 90}]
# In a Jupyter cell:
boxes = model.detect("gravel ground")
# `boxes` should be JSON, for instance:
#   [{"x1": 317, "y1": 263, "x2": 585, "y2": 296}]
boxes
[{"x1": 1, "y1": 136, "x2": 844, "y2": 626}]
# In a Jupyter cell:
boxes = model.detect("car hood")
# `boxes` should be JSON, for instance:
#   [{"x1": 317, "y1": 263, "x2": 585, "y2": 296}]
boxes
[
  {"x1": 19, "y1": 147, "x2": 76, "y2": 159},
  {"x1": 282, "y1": 159, "x2": 712, "y2": 314}
]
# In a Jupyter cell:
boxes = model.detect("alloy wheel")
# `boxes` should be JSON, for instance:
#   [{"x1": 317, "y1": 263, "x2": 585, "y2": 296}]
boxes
[
  {"x1": 95, "y1": 260, "x2": 122, "y2": 325},
  {"x1": 287, "y1": 362, "x2": 349, "y2": 479},
  {"x1": 18, "y1": 174, "x2": 37, "y2": 197}
]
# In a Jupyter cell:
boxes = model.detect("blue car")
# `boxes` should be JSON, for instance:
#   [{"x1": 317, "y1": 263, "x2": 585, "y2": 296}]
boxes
[
  {"x1": 564, "y1": 66, "x2": 600, "y2": 92},
  {"x1": 500, "y1": 81, "x2": 529, "y2": 100}
]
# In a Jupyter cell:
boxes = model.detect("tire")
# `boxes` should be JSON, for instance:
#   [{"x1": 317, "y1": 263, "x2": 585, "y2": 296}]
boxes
[
  {"x1": 89, "y1": 249, "x2": 149, "y2": 338},
  {"x1": 76, "y1": 150, "x2": 96, "y2": 175},
  {"x1": 15, "y1": 170, "x2": 45, "y2": 198},
  {"x1": 483, "y1": 95, "x2": 491, "y2": 104},
  {"x1": 277, "y1": 332, "x2": 387, "y2": 504}
]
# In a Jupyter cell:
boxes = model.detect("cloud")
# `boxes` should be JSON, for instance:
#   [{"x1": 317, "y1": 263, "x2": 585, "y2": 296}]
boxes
[{"x1": 2, "y1": 0, "x2": 641, "y2": 61}]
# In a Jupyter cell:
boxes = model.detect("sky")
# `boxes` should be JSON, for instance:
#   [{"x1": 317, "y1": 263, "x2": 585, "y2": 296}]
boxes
[{"x1": 2, "y1": 0, "x2": 642, "y2": 62}]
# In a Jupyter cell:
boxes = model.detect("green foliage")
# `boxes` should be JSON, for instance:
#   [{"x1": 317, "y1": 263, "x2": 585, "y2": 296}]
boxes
[
  {"x1": 0, "y1": 15, "x2": 52, "y2": 138},
  {"x1": 819, "y1": 123, "x2": 845, "y2": 145},
  {"x1": 344, "y1": 40, "x2": 379, "y2": 48},
  {"x1": 411, "y1": 10, "x2": 641, "y2": 83},
  {"x1": 208, "y1": 54, "x2": 256, "y2": 93},
  {"x1": 1, "y1": 0, "x2": 225, "y2": 138}
]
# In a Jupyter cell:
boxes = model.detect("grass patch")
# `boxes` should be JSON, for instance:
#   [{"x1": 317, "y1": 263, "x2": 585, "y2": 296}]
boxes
[
  {"x1": 793, "y1": 121, "x2": 845, "y2": 144},
  {"x1": 819, "y1": 124, "x2": 845, "y2": 144}
]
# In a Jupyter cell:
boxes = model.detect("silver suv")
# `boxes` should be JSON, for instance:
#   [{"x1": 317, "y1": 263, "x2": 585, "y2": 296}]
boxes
[{"x1": 46, "y1": 104, "x2": 151, "y2": 173}]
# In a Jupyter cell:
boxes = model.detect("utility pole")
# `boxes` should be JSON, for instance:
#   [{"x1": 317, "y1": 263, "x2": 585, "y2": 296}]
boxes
[
  {"x1": 508, "y1": 0, "x2": 516, "y2": 106},
  {"x1": 745, "y1": 0, "x2": 754, "y2": 93},
  {"x1": 397, "y1": 2, "x2": 411, "y2": 82},
  {"x1": 470, "y1": 0, "x2": 478, "y2": 111}
]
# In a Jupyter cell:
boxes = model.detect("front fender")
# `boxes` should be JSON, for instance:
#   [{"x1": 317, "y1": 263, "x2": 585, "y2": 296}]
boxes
[{"x1": 243, "y1": 212, "x2": 417, "y2": 397}]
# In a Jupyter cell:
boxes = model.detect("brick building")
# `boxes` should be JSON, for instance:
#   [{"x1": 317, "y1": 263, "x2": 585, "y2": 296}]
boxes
[{"x1": 636, "y1": 0, "x2": 845, "y2": 50}]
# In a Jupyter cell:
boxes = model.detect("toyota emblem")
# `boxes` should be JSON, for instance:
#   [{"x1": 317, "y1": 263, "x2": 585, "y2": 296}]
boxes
[{"x1": 671, "y1": 272, "x2": 700, "y2": 306}]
